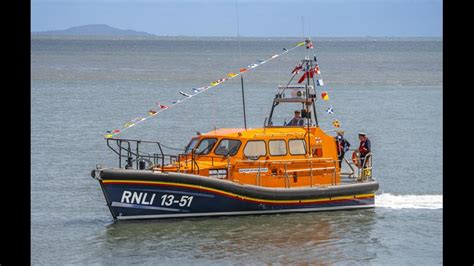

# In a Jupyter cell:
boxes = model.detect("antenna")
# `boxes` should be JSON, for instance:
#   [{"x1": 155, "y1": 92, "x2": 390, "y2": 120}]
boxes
[
  {"x1": 302, "y1": 16, "x2": 305, "y2": 39},
  {"x1": 302, "y1": 16, "x2": 309, "y2": 59},
  {"x1": 308, "y1": 20, "x2": 311, "y2": 39},
  {"x1": 236, "y1": 0, "x2": 247, "y2": 129}
]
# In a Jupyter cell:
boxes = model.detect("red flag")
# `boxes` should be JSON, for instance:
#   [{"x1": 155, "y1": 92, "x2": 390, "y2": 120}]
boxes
[
  {"x1": 298, "y1": 65, "x2": 320, "y2": 82},
  {"x1": 159, "y1": 105, "x2": 168, "y2": 109},
  {"x1": 291, "y1": 64, "x2": 303, "y2": 74},
  {"x1": 308, "y1": 66, "x2": 320, "y2": 78},
  {"x1": 240, "y1": 68, "x2": 247, "y2": 73},
  {"x1": 297, "y1": 72, "x2": 308, "y2": 83}
]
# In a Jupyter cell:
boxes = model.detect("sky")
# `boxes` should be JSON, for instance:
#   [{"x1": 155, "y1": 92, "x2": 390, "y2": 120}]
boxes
[{"x1": 31, "y1": 0, "x2": 442, "y2": 37}]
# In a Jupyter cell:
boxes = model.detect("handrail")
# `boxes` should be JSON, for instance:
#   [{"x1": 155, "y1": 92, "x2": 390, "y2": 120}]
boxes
[
  {"x1": 235, "y1": 157, "x2": 335, "y2": 164},
  {"x1": 284, "y1": 167, "x2": 335, "y2": 172},
  {"x1": 338, "y1": 150, "x2": 373, "y2": 181},
  {"x1": 193, "y1": 158, "x2": 200, "y2": 175},
  {"x1": 358, "y1": 152, "x2": 373, "y2": 181},
  {"x1": 106, "y1": 137, "x2": 165, "y2": 144},
  {"x1": 340, "y1": 157, "x2": 356, "y2": 178},
  {"x1": 252, "y1": 132, "x2": 307, "y2": 137},
  {"x1": 105, "y1": 137, "x2": 178, "y2": 171}
]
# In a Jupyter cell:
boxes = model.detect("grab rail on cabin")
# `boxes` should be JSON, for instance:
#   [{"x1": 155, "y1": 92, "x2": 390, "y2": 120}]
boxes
[
  {"x1": 232, "y1": 157, "x2": 339, "y2": 187},
  {"x1": 105, "y1": 138, "x2": 178, "y2": 171},
  {"x1": 175, "y1": 152, "x2": 228, "y2": 174},
  {"x1": 191, "y1": 150, "x2": 200, "y2": 175}
]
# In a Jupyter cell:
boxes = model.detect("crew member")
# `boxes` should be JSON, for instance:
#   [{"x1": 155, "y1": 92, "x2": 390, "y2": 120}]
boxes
[
  {"x1": 358, "y1": 132, "x2": 371, "y2": 168},
  {"x1": 336, "y1": 130, "x2": 351, "y2": 168},
  {"x1": 286, "y1": 110, "x2": 304, "y2": 126}
]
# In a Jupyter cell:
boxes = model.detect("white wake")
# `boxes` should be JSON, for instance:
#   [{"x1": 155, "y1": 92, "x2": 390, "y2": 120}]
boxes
[{"x1": 375, "y1": 193, "x2": 443, "y2": 209}]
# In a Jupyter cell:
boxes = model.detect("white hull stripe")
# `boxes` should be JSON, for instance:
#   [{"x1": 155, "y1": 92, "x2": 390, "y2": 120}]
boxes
[
  {"x1": 111, "y1": 202, "x2": 184, "y2": 212},
  {"x1": 117, "y1": 188, "x2": 214, "y2": 198},
  {"x1": 116, "y1": 204, "x2": 375, "y2": 220}
]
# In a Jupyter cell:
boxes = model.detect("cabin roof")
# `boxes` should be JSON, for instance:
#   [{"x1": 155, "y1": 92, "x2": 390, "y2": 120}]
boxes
[{"x1": 202, "y1": 127, "x2": 313, "y2": 139}]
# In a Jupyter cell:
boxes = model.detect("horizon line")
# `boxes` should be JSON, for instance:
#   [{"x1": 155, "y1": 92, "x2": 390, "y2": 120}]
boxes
[{"x1": 30, "y1": 34, "x2": 442, "y2": 38}]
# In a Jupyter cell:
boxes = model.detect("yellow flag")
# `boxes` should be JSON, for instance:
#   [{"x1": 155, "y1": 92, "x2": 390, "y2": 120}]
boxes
[
  {"x1": 210, "y1": 81, "x2": 219, "y2": 86},
  {"x1": 227, "y1": 73, "x2": 238, "y2": 77},
  {"x1": 123, "y1": 122, "x2": 134, "y2": 128},
  {"x1": 322, "y1": 91, "x2": 329, "y2": 100},
  {"x1": 297, "y1": 42, "x2": 305, "y2": 46},
  {"x1": 104, "y1": 134, "x2": 114, "y2": 139}
]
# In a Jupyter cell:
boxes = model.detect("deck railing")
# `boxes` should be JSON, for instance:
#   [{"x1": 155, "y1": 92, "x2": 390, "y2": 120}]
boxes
[
  {"x1": 359, "y1": 152, "x2": 373, "y2": 181},
  {"x1": 105, "y1": 137, "x2": 373, "y2": 184},
  {"x1": 105, "y1": 138, "x2": 178, "y2": 171},
  {"x1": 339, "y1": 149, "x2": 373, "y2": 181}
]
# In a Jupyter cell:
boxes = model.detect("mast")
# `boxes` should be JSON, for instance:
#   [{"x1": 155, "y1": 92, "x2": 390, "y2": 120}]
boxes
[
  {"x1": 240, "y1": 75, "x2": 247, "y2": 129},
  {"x1": 307, "y1": 38, "x2": 319, "y2": 127},
  {"x1": 305, "y1": 52, "x2": 312, "y2": 157},
  {"x1": 236, "y1": 0, "x2": 247, "y2": 129}
]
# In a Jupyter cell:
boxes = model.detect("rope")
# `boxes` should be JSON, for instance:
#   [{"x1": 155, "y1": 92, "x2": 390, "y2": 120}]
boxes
[{"x1": 104, "y1": 41, "x2": 306, "y2": 139}]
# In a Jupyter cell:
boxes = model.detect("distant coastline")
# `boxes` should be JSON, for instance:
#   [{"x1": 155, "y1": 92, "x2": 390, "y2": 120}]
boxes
[
  {"x1": 31, "y1": 24, "x2": 441, "y2": 42},
  {"x1": 31, "y1": 35, "x2": 442, "y2": 42},
  {"x1": 31, "y1": 24, "x2": 156, "y2": 38}
]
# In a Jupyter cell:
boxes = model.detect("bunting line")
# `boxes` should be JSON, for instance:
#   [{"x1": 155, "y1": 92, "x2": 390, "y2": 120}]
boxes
[
  {"x1": 104, "y1": 41, "x2": 306, "y2": 138},
  {"x1": 303, "y1": 39, "x2": 341, "y2": 130}
]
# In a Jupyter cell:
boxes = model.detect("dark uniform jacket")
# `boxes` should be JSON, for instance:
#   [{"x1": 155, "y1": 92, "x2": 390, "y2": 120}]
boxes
[
  {"x1": 358, "y1": 137, "x2": 371, "y2": 157},
  {"x1": 287, "y1": 118, "x2": 304, "y2": 126},
  {"x1": 337, "y1": 136, "x2": 351, "y2": 155}
]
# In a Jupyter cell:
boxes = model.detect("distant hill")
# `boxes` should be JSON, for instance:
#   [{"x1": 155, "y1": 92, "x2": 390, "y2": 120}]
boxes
[{"x1": 32, "y1": 24, "x2": 156, "y2": 37}]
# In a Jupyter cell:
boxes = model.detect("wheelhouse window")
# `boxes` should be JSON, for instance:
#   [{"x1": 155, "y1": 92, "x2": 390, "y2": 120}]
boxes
[
  {"x1": 269, "y1": 140, "x2": 287, "y2": 156},
  {"x1": 184, "y1": 138, "x2": 199, "y2": 154},
  {"x1": 243, "y1": 140, "x2": 267, "y2": 158},
  {"x1": 289, "y1": 139, "x2": 306, "y2": 155},
  {"x1": 195, "y1": 138, "x2": 218, "y2": 155},
  {"x1": 214, "y1": 139, "x2": 242, "y2": 156}
]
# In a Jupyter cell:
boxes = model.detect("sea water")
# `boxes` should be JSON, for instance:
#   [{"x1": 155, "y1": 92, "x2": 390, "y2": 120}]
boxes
[{"x1": 31, "y1": 37, "x2": 442, "y2": 264}]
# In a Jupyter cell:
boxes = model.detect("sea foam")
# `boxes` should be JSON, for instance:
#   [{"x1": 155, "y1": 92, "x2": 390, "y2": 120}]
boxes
[{"x1": 375, "y1": 193, "x2": 442, "y2": 209}]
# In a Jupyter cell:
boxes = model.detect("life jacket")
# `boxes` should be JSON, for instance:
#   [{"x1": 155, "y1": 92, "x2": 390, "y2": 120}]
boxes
[
  {"x1": 337, "y1": 140, "x2": 344, "y2": 154},
  {"x1": 359, "y1": 138, "x2": 369, "y2": 156}
]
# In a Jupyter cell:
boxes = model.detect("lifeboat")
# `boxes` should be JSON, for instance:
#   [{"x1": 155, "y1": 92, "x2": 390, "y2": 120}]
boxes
[{"x1": 92, "y1": 40, "x2": 378, "y2": 220}]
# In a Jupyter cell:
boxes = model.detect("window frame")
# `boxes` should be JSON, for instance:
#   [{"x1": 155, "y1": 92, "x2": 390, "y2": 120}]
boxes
[
  {"x1": 194, "y1": 138, "x2": 218, "y2": 155},
  {"x1": 214, "y1": 138, "x2": 242, "y2": 156},
  {"x1": 288, "y1": 139, "x2": 307, "y2": 156},
  {"x1": 268, "y1": 139, "x2": 288, "y2": 156},
  {"x1": 243, "y1": 140, "x2": 267, "y2": 158},
  {"x1": 184, "y1": 137, "x2": 200, "y2": 154}
]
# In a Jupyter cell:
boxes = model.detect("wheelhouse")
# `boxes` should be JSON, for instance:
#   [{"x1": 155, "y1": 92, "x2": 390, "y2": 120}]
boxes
[{"x1": 158, "y1": 126, "x2": 341, "y2": 188}]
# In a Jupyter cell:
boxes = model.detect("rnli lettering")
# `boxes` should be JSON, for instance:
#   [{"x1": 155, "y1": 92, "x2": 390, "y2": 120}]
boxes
[
  {"x1": 120, "y1": 191, "x2": 194, "y2": 208},
  {"x1": 160, "y1": 194, "x2": 194, "y2": 207},
  {"x1": 238, "y1": 168, "x2": 269, "y2": 173},
  {"x1": 120, "y1": 190, "x2": 156, "y2": 205}
]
